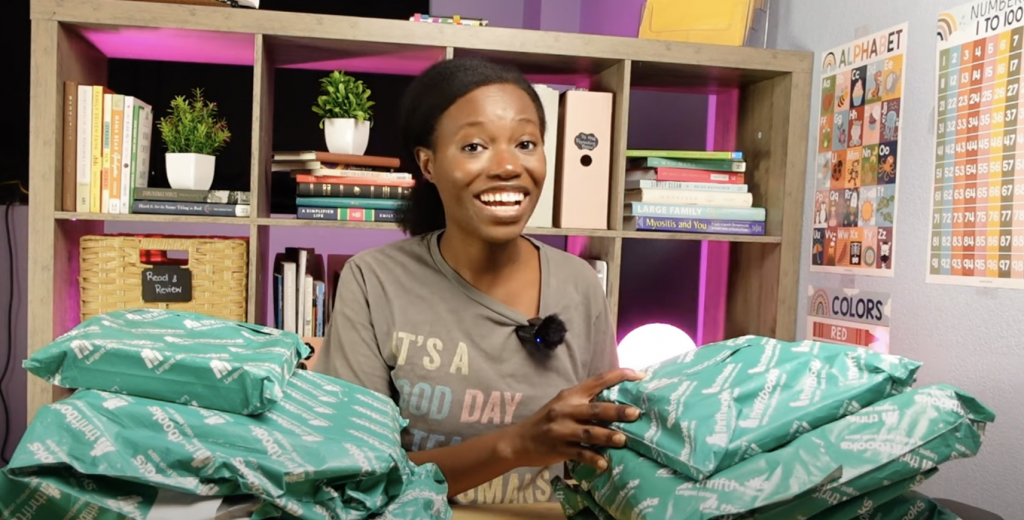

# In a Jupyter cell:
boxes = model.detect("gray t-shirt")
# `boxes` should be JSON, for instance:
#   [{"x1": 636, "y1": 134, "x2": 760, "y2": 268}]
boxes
[{"x1": 313, "y1": 230, "x2": 618, "y2": 505}]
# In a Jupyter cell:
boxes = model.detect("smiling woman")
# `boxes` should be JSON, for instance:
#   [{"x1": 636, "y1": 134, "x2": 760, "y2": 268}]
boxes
[{"x1": 312, "y1": 57, "x2": 645, "y2": 507}]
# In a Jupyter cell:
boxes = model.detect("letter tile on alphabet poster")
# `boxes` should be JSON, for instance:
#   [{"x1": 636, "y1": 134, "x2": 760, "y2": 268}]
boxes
[
  {"x1": 807, "y1": 285, "x2": 891, "y2": 354},
  {"x1": 928, "y1": 1, "x2": 1024, "y2": 288},
  {"x1": 811, "y1": 23, "x2": 907, "y2": 276}
]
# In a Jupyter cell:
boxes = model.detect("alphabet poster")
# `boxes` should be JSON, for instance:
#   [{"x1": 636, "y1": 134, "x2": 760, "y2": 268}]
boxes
[
  {"x1": 927, "y1": 2, "x2": 1024, "y2": 288},
  {"x1": 807, "y1": 285, "x2": 891, "y2": 354},
  {"x1": 811, "y1": 23, "x2": 907, "y2": 276}
]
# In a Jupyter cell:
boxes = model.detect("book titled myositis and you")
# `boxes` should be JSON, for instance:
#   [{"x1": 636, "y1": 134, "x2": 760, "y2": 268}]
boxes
[{"x1": 622, "y1": 149, "x2": 766, "y2": 236}]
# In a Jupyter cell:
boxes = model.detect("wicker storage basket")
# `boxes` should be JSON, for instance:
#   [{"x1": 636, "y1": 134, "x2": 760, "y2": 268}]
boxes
[{"x1": 79, "y1": 235, "x2": 249, "y2": 322}]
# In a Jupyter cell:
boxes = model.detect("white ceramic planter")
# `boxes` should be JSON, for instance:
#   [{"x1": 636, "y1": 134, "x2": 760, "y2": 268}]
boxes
[
  {"x1": 324, "y1": 118, "x2": 370, "y2": 155},
  {"x1": 166, "y1": 153, "x2": 216, "y2": 191}
]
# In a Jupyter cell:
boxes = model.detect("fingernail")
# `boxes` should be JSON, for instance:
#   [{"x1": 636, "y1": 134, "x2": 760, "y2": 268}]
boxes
[
  {"x1": 612, "y1": 433, "x2": 626, "y2": 445},
  {"x1": 627, "y1": 407, "x2": 641, "y2": 420},
  {"x1": 597, "y1": 458, "x2": 608, "y2": 471}
]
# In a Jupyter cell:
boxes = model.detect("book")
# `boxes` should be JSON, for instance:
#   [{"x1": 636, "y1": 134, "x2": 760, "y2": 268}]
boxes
[
  {"x1": 296, "y1": 207, "x2": 398, "y2": 222},
  {"x1": 75, "y1": 84, "x2": 92, "y2": 212},
  {"x1": 62, "y1": 81, "x2": 78, "y2": 212},
  {"x1": 624, "y1": 188, "x2": 753, "y2": 207},
  {"x1": 625, "y1": 149, "x2": 743, "y2": 160},
  {"x1": 627, "y1": 156, "x2": 746, "y2": 172},
  {"x1": 624, "y1": 216, "x2": 766, "y2": 235},
  {"x1": 131, "y1": 200, "x2": 250, "y2": 217},
  {"x1": 624, "y1": 179, "x2": 748, "y2": 192},
  {"x1": 294, "y1": 174, "x2": 413, "y2": 187},
  {"x1": 296, "y1": 182, "x2": 412, "y2": 199},
  {"x1": 626, "y1": 167, "x2": 745, "y2": 184},
  {"x1": 272, "y1": 150, "x2": 401, "y2": 169},
  {"x1": 292, "y1": 168, "x2": 413, "y2": 180},
  {"x1": 128, "y1": 100, "x2": 154, "y2": 212},
  {"x1": 624, "y1": 202, "x2": 765, "y2": 221},
  {"x1": 296, "y1": 197, "x2": 405, "y2": 210},
  {"x1": 118, "y1": 96, "x2": 136, "y2": 214},
  {"x1": 134, "y1": 188, "x2": 250, "y2": 205}
]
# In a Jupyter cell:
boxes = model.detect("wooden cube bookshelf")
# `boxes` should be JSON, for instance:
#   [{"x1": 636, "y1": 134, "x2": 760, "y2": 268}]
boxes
[{"x1": 26, "y1": 0, "x2": 813, "y2": 421}]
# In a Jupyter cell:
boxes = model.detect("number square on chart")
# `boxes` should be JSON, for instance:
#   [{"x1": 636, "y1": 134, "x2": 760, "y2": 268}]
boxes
[
  {"x1": 1012, "y1": 26, "x2": 1024, "y2": 53},
  {"x1": 858, "y1": 185, "x2": 881, "y2": 227},
  {"x1": 877, "y1": 141, "x2": 898, "y2": 185},
  {"x1": 851, "y1": 65, "x2": 868, "y2": 109},
  {"x1": 939, "y1": 48, "x2": 954, "y2": 74},
  {"x1": 860, "y1": 144, "x2": 878, "y2": 185},
  {"x1": 834, "y1": 70, "x2": 851, "y2": 112},
  {"x1": 881, "y1": 54, "x2": 903, "y2": 101},
  {"x1": 827, "y1": 189, "x2": 845, "y2": 228},
  {"x1": 811, "y1": 228, "x2": 826, "y2": 266},
  {"x1": 842, "y1": 189, "x2": 861, "y2": 227},
  {"x1": 863, "y1": 102, "x2": 882, "y2": 145},
  {"x1": 813, "y1": 189, "x2": 829, "y2": 227},
  {"x1": 874, "y1": 184, "x2": 897, "y2": 229},
  {"x1": 848, "y1": 106, "x2": 865, "y2": 148},
  {"x1": 844, "y1": 147, "x2": 863, "y2": 189},
  {"x1": 815, "y1": 152, "x2": 832, "y2": 192},
  {"x1": 833, "y1": 110, "x2": 849, "y2": 151},
  {"x1": 879, "y1": 98, "x2": 901, "y2": 142},
  {"x1": 830, "y1": 149, "x2": 848, "y2": 190}
]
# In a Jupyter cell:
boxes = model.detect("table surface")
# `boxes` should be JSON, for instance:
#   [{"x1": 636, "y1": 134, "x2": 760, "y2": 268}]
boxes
[{"x1": 450, "y1": 503, "x2": 566, "y2": 520}]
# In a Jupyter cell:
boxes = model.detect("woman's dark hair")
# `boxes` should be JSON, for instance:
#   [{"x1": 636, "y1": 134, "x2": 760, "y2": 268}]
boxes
[{"x1": 396, "y1": 57, "x2": 547, "y2": 236}]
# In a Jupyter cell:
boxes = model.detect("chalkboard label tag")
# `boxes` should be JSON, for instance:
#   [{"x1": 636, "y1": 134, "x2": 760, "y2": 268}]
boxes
[{"x1": 142, "y1": 266, "x2": 193, "y2": 303}]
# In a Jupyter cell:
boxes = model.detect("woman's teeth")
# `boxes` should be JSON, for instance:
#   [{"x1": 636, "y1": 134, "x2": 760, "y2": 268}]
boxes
[{"x1": 479, "y1": 192, "x2": 525, "y2": 205}]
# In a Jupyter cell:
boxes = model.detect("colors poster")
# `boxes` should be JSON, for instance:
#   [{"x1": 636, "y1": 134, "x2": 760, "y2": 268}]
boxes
[{"x1": 806, "y1": 285, "x2": 891, "y2": 354}]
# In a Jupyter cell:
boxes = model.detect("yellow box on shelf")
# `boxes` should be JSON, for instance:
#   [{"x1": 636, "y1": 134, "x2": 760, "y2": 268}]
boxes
[{"x1": 638, "y1": 0, "x2": 762, "y2": 47}]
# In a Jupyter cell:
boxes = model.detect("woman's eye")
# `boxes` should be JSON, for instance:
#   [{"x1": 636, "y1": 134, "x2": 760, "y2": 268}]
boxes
[
  {"x1": 518, "y1": 140, "x2": 537, "y2": 150},
  {"x1": 462, "y1": 143, "x2": 482, "y2": 153}
]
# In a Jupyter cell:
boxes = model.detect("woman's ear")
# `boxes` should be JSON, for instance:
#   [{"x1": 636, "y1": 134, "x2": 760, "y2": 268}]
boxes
[{"x1": 414, "y1": 147, "x2": 435, "y2": 183}]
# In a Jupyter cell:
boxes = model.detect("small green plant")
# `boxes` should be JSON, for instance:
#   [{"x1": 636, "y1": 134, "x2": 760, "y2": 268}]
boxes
[
  {"x1": 312, "y1": 70, "x2": 375, "y2": 129},
  {"x1": 157, "y1": 88, "x2": 231, "y2": 155}
]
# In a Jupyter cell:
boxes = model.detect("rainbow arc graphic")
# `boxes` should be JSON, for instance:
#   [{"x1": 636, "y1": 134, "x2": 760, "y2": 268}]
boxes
[
  {"x1": 821, "y1": 52, "x2": 837, "y2": 72},
  {"x1": 937, "y1": 12, "x2": 957, "y2": 41}
]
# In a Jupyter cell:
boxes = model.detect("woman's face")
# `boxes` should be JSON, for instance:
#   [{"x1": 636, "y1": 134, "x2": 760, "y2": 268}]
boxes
[{"x1": 416, "y1": 83, "x2": 546, "y2": 244}]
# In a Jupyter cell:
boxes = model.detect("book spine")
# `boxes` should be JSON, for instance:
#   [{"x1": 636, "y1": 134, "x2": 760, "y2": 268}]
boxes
[
  {"x1": 274, "y1": 273, "x2": 283, "y2": 330},
  {"x1": 90, "y1": 87, "x2": 105, "y2": 213},
  {"x1": 296, "y1": 207, "x2": 398, "y2": 222},
  {"x1": 627, "y1": 189, "x2": 753, "y2": 207},
  {"x1": 108, "y1": 94, "x2": 124, "y2": 214},
  {"x1": 129, "y1": 104, "x2": 140, "y2": 211},
  {"x1": 296, "y1": 197, "x2": 404, "y2": 210},
  {"x1": 100, "y1": 93, "x2": 113, "y2": 213},
  {"x1": 655, "y1": 168, "x2": 745, "y2": 184},
  {"x1": 630, "y1": 157, "x2": 746, "y2": 172},
  {"x1": 119, "y1": 96, "x2": 135, "y2": 214},
  {"x1": 76, "y1": 85, "x2": 92, "y2": 213},
  {"x1": 315, "y1": 282, "x2": 325, "y2": 337},
  {"x1": 131, "y1": 200, "x2": 250, "y2": 217},
  {"x1": 134, "y1": 188, "x2": 251, "y2": 204},
  {"x1": 631, "y1": 216, "x2": 766, "y2": 235},
  {"x1": 624, "y1": 179, "x2": 748, "y2": 192},
  {"x1": 626, "y1": 150, "x2": 743, "y2": 160},
  {"x1": 295, "y1": 182, "x2": 411, "y2": 199},
  {"x1": 626, "y1": 202, "x2": 765, "y2": 221},
  {"x1": 305, "y1": 169, "x2": 412, "y2": 180},
  {"x1": 62, "y1": 80, "x2": 78, "y2": 212},
  {"x1": 293, "y1": 173, "x2": 414, "y2": 187}
]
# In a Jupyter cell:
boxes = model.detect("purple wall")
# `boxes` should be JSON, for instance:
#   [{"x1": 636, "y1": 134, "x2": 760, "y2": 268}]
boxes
[
  {"x1": 0, "y1": 205, "x2": 28, "y2": 462},
  {"x1": 579, "y1": 0, "x2": 646, "y2": 37}
]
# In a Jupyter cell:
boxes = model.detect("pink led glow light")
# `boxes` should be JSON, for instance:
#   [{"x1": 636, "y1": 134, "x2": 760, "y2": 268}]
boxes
[{"x1": 80, "y1": 27, "x2": 257, "y2": 66}]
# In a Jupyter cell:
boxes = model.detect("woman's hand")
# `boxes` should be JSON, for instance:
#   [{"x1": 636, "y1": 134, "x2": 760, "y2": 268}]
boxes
[{"x1": 500, "y1": 368, "x2": 646, "y2": 472}]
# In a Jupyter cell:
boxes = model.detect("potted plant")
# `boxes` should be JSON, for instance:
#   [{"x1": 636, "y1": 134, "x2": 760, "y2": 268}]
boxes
[
  {"x1": 157, "y1": 87, "x2": 231, "y2": 191},
  {"x1": 312, "y1": 70, "x2": 374, "y2": 155}
]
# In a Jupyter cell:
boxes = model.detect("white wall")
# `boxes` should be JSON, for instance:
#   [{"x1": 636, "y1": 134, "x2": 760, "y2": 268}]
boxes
[{"x1": 771, "y1": 2, "x2": 1024, "y2": 517}]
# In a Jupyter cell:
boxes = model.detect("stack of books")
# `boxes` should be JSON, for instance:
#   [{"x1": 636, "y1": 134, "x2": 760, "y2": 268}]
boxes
[
  {"x1": 272, "y1": 151, "x2": 413, "y2": 222},
  {"x1": 130, "y1": 187, "x2": 251, "y2": 217},
  {"x1": 61, "y1": 81, "x2": 154, "y2": 215},
  {"x1": 272, "y1": 249, "x2": 352, "y2": 337},
  {"x1": 621, "y1": 149, "x2": 765, "y2": 236}
]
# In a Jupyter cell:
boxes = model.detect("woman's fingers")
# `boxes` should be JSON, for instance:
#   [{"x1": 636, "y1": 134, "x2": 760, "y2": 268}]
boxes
[
  {"x1": 574, "y1": 368, "x2": 646, "y2": 398},
  {"x1": 569, "y1": 401, "x2": 641, "y2": 424},
  {"x1": 571, "y1": 446, "x2": 611, "y2": 472}
]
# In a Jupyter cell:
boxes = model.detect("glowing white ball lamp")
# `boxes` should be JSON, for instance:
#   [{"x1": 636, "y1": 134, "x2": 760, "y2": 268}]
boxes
[{"x1": 617, "y1": 323, "x2": 697, "y2": 371}]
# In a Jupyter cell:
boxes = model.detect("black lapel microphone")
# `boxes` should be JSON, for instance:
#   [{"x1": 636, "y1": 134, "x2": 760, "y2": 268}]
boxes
[{"x1": 516, "y1": 314, "x2": 567, "y2": 350}]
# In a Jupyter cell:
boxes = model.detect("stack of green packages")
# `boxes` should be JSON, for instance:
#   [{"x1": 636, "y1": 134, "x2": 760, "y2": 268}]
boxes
[
  {"x1": 554, "y1": 336, "x2": 995, "y2": 520},
  {"x1": 1, "y1": 309, "x2": 452, "y2": 520}
]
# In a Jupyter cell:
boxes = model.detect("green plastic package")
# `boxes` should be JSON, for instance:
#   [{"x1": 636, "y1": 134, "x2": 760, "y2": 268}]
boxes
[
  {"x1": 847, "y1": 491, "x2": 964, "y2": 520},
  {"x1": 1, "y1": 369, "x2": 451, "y2": 520},
  {"x1": 567, "y1": 383, "x2": 993, "y2": 520},
  {"x1": 23, "y1": 309, "x2": 311, "y2": 415},
  {"x1": 807, "y1": 468, "x2": 937, "y2": 520},
  {"x1": 599, "y1": 336, "x2": 921, "y2": 481}
]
